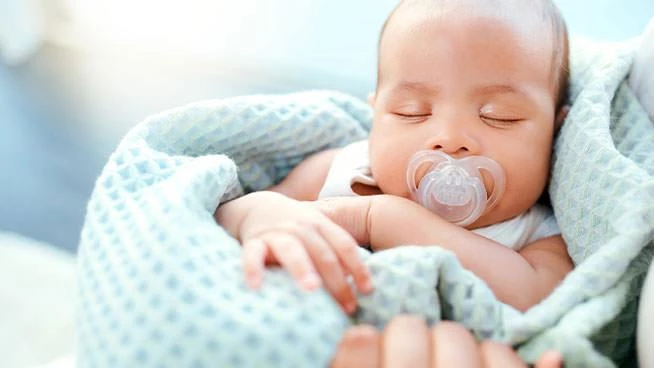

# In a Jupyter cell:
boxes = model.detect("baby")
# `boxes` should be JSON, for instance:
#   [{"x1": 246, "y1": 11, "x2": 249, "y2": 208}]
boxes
[{"x1": 215, "y1": 0, "x2": 572, "y2": 313}]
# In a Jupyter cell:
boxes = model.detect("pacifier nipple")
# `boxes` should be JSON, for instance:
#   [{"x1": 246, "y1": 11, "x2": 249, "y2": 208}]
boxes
[{"x1": 406, "y1": 151, "x2": 505, "y2": 226}]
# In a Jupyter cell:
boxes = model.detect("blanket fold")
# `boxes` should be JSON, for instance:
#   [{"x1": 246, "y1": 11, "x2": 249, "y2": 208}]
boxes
[{"x1": 77, "y1": 39, "x2": 653, "y2": 367}]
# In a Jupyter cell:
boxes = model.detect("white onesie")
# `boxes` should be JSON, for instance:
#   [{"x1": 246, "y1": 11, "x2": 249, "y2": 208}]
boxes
[{"x1": 318, "y1": 140, "x2": 561, "y2": 251}]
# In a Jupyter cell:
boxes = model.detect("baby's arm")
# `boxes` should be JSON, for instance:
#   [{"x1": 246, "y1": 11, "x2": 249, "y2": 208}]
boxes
[
  {"x1": 215, "y1": 148, "x2": 372, "y2": 313},
  {"x1": 319, "y1": 195, "x2": 572, "y2": 312},
  {"x1": 268, "y1": 148, "x2": 340, "y2": 200}
]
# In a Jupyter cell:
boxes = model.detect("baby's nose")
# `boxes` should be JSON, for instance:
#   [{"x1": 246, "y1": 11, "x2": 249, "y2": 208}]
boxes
[
  {"x1": 431, "y1": 141, "x2": 469, "y2": 155},
  {"x1": 426, "y1": 126, "x2": 479, "y2": 156}
]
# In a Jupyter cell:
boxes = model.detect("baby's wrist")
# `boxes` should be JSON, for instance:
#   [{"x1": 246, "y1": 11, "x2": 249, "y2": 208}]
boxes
[
  {"x1": 312, "y1": 197, "x2": 372, "y2": 244},
  {"x1": 216, "y1": 191, "x2": 287, "y2": 239}
]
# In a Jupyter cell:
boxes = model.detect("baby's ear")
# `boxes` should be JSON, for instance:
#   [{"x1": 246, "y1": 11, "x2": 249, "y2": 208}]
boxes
[
  {"x1": 555, "y1": 105, "x2": 569, "y2": 131},
  {"x1": 367, "y1": 92, "x2": 376, "y2": 106}
]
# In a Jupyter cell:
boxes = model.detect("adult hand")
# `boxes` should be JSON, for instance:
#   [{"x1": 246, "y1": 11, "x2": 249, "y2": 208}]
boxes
[{"x1": 330, "y1": 316, "x2": 562, "y2": 368}]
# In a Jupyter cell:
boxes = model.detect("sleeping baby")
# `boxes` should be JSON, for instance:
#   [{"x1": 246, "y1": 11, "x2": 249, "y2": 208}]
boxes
[{"x1": 215, "y1": 0, "x2": 573, "y2": 313}]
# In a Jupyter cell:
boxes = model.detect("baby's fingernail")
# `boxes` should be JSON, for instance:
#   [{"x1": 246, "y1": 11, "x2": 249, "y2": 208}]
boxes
[
  {"x1": 345, "y1": 301, "x2": 357, "y2": 314},
  {"x1": 302, "y1": 273, "x2": 321, "y2": 290},
  {"x1": 362, "y1": 279, "x2": 374, "y2": 293}
]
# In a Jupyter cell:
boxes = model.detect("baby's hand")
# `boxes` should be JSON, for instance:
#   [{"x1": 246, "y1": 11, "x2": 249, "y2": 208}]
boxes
[{"x1": 222, "y1": 191, "x2": 373, "y2": 314}]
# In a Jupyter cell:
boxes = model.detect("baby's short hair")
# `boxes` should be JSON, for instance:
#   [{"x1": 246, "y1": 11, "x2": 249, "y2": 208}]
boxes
[
  {"x1": 378, "y1": 0, "x2": 570, "y2": 112},
  {"x1": 544, "y1": 0, "x2": 570, "y2": 111}
]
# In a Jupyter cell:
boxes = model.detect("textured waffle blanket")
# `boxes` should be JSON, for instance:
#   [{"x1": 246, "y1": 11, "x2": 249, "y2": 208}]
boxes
[{"x1": 77, "y1": 38, "x2": 653, "y2": 367}]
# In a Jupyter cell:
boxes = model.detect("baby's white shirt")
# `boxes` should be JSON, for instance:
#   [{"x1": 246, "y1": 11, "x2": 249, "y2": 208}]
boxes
[{"x1": 318, "y1": 140, "x2": 561, "y2": 251}]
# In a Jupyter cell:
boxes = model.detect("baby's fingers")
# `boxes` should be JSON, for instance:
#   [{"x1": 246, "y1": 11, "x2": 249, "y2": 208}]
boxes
[
  {"x1": 320, "y1": 222, "x2": 373, "y2": 294},
  {"x1": 299, "y1": 227, "x2": 357, "y2": 314},
  {"x1": 267, "y1": 234, "x2": 322, "y2": 291},
  {"x1": 242, "y1": 238, "x2": 268, "y2": 289}
]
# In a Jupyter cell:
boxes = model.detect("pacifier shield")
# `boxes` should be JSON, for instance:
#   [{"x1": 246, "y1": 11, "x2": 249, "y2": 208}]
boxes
[
  {"x1": 428, "y1": 166, "x2": 475, "y2": 206},
  {"x1": 406, "y1": 151, "x2": 505, "y2": 226}
]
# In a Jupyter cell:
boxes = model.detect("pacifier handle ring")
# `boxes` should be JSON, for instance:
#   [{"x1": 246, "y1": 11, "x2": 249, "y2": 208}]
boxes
[{"x1": 467, "y1": 157, "x2": 506, "y2": 210}]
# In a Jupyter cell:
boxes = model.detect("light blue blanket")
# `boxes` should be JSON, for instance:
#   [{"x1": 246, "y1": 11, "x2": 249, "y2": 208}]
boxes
[{"x1": 77, "y1": 38, "x2": 653, "y2": 367}]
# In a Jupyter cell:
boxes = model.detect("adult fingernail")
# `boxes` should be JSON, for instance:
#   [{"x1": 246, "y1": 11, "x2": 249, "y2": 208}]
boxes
[{"x1": 345, "y1": 301, "x2": 357, "y2": 314}]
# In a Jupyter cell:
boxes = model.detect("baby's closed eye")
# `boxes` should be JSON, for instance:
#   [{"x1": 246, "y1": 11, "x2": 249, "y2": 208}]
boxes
[
  {"x1": 479, "y1": 104, "x2": 526, "y2": 126},
  {"x1": 391, "y1": 104, "x2": 432, "y2": 121}
]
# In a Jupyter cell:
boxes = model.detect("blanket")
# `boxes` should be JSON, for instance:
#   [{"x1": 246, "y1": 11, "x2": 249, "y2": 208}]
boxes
[{"x1": 77, "y1": 38, "x2": 654, "y2": 367}]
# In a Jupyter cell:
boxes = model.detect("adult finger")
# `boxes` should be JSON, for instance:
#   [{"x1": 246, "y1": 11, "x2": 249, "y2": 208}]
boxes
[
  {"x1": 479, "y1": 340, "x2": 527, "y2": 368},
  {"x1": 318, "y1": 220, "x2": 373, "y2": 294},
  {"x1": 297, "y1": 225, "x2": 357, "y2": 314},
  {"x1": 265, "y1": 233, "x2": 322, "y2": 290},
  {"x1": 381, "y1": 315, "x2": 430, "y2": 368},
  {"x1": 330, "y1": 325, "x2": 381, "y2": 368},
  {"x1": 242, "y1": 238, "x2": 268, "y2": 289},
  {"x1": 430, "y1": 321, "x2": 483, "y2": 368},
  {"x1": 534, "y1": 351, "x2": 563, "y2": 368}
]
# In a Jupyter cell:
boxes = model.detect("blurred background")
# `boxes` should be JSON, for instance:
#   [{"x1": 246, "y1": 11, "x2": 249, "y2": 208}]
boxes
[{"x1": 1, "y1": 0, "x2": 653, "y2": 254}]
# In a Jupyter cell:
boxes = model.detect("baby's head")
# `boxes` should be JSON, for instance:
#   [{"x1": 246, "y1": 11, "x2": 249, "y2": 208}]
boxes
[{"x1": 367, "y1": 0, "x2": 569, "y2": 229}]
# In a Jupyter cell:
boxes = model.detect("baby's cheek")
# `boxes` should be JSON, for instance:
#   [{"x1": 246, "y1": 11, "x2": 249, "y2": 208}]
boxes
[
  {"x1": 510, "y1": 170, "x2": 547, "y2": 207},
  {"x1": 372, "y1": 161, "x2": 406, "y2": 196}
]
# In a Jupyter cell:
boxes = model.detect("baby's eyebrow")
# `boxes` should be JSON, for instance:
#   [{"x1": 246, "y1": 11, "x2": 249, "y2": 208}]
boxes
[
  {"x1": 386, "y1": 81, "x2": 440, "y2": 97},
  {"x1": 475, "y1": 84, "x2": 544, "y2": 107},
  {"x1": 475, "y1": 84, "x2": 529, "y2": 98},
  {"x1": 385, "y1": 82, "x2": 538, "y2": 104}
]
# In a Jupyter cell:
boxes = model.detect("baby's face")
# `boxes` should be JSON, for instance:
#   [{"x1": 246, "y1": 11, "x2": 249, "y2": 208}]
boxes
[{"x1": 369, "y1": 5, "x2": 560, "y2": 229}]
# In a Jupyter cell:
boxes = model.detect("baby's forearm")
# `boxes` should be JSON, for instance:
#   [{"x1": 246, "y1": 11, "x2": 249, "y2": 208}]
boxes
[{"x1": 366, "y1": 195, "x2": 569, "y2": 311}]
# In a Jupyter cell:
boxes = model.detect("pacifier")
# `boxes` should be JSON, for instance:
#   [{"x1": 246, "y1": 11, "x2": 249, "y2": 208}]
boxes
[{"x1": 406, "y1": 151, "x2": 505, "y2": 227}]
